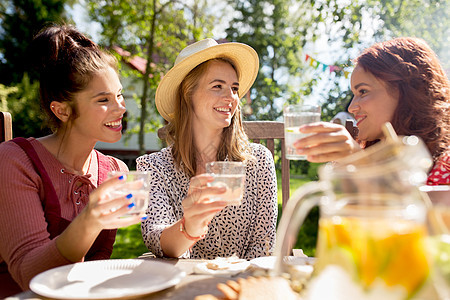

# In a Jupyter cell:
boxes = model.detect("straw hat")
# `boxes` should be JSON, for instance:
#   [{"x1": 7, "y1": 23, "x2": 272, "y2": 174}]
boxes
[{"x1": 155, "y1": 38, "x2": 259, "y2": 122}]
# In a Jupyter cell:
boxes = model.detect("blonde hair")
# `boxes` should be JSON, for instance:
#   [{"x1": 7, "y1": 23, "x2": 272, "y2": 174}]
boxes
[{"x1": 165, "y1": 58, "x2": 252, "y2": 177}]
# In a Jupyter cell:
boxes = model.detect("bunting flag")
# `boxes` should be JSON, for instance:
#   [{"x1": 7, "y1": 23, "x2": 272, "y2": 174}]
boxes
[{"x1": 304, "y1": 54, "x2": 351, "y2": 78}]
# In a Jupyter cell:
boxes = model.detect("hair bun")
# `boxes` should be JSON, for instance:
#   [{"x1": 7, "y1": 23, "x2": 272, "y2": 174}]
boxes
[{"x1": 30, "y1": 24, "x2": 98, "y2": 73}]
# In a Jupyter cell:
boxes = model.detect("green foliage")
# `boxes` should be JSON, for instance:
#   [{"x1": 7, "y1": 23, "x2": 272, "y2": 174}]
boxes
[
  {"x1": 226, "y1": 0, "x2": 319, "y2": 121},
  {"x1": 294, "y1": 206, "x2": 319, "y2": 257},
  {"x1": 0, "y1": 0, "x2": 74, "y2": 137},
  {"x1": 366, "y1": 0, "x2": 450, "y2": 70},
  {"x1": 0, "y1": 0, "x2": 73, "y2": 85},
  {"x1": 111, "y1": 224, "x2": 148, "y2": 259},
  {"x1": 0, "y1": 84, "x2": 18, "y2": 111},
  {"x1": 289, "y1": 160, "x2": 310, "y2": 175},
  {"x1": 5, "y1": 74, "x2": 49, "y2": 137},
  {"x1": 307, "y1": 162, "x2": 322, "y2": 181}
]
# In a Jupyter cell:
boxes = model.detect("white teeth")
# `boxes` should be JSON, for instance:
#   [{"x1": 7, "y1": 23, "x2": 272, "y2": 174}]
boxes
[
  {"x1": 215, "y1": 107, "x2": 230, "y2": 112},
  {"x1": 105, "y1": 120, "x2": 121, "y2": 127}
]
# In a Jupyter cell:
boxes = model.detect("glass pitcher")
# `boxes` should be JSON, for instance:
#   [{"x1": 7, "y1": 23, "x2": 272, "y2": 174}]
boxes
[{"x1": 273, "y1": 135, "x2": 434, "y2": 300}]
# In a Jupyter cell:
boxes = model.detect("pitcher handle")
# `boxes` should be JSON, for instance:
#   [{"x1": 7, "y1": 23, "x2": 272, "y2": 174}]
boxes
[{"x1": 273, "y1": 181, "x2": 328, "y2": 276}]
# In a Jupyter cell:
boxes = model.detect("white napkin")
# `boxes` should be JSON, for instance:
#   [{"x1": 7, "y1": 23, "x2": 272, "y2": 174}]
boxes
[{"x1": 194, "y1": 256, "x2": 250, "y2": 276}]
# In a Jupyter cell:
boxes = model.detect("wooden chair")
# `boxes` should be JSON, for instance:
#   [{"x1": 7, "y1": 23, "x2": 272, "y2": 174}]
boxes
[
  {"x1": 157, "y1": 121, "x2": 290, "y2": 208},
  {"x1": 243, "y1": 121, "x2": 289, "y2": 208},
  {"x1": 0, "y1": 111, "x2": 13, "y2": 142}
]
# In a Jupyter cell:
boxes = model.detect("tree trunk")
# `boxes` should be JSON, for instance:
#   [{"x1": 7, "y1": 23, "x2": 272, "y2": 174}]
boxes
[{"x1": 138, "y1": 0, "x2": 157, "y2": 155}]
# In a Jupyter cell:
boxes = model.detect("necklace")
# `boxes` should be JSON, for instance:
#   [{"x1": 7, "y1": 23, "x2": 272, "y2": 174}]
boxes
[{"x1": 60, "y1": 152, "x2": 93, "y2": 176}]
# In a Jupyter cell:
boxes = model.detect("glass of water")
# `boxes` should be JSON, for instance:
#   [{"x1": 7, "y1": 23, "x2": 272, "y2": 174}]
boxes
[
  {"x1": 205, "y1": 161, "x2": 246, "y2": 206},
  {"x1": 283, "y1": 104, "x2": 321, "y2": 160},
  {"x1": 107, "y1": 171, "x2": 150, "y2": 218}
]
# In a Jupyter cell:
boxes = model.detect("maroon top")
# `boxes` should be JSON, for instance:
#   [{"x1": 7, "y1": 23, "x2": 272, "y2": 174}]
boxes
[{"x1": 0, "y1": 138, "x2": 127, "y2": 296}]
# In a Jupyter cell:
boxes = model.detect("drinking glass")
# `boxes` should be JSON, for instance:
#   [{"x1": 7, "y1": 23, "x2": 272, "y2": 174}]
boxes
[
  {"x1": 205, "y1": 161, "x2": 245, "y2": 206},
  {"x1": 107, "y1": 171, "x2": 150, "y2": 218},
  {"x1": 283, "y1": 104, "x2": 321, "y2": 160}
]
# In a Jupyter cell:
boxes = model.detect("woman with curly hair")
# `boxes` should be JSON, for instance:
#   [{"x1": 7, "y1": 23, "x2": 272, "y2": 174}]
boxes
[{"x1": 295, "y1": 37, "x2": 449, "y2": 186}]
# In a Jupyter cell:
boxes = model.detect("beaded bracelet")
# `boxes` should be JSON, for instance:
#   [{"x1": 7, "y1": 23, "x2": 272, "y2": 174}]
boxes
[{"x1": 179, "y1": 217, "x2": 206, "y2": 241}]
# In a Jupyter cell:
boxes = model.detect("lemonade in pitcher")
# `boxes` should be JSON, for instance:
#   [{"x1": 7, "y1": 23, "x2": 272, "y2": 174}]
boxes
[
  {"x1": 314, "y1": 214, "x2": 430, "y2": 299},
  {"x1": 274, "y1": 133, "x2": 435, "y2": 300}
]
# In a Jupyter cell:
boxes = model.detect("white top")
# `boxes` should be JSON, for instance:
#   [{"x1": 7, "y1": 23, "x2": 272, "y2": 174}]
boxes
[
  {"x1": 331, "y1": 111, "x2": 356, "y2": 125},
  {"x1": 136, "y1": 143, "x2": 278, "y2": 259}
]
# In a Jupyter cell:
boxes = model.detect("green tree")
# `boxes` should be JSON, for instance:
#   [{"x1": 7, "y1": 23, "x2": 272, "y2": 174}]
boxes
[
  {"x1": 226, "y1": 0, "x2": 320, "y2": 121},
  {"x1": 0, "y1": 0, "x2": 74, "y2": 85},
  {"x1": 366, "y1": 0, "x2": 450, "y2": 69},
  {"x1": 88, "y1": 0, "x2": 216, "y2": 154},
  {"x1": 6, "y1": 74, "x2": 48, "y2": 137},
  {"x1": 312, "y1": 0, "x2": 450, "y2": 121},
  {"x1": 0, "y1": 0, "x2": 74, "y2": 137}
]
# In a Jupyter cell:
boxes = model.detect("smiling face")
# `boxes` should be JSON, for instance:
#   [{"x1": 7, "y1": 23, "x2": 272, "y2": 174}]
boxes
[
  {"x1": 348, "y1": 65, "x2": 399, "y2": 141},
  {"x1": 190, "y1": 60, "x2": 240, "y2": 134},
  {"x1": 69, "y1": 66, "x2": 126, "y2": 144}
]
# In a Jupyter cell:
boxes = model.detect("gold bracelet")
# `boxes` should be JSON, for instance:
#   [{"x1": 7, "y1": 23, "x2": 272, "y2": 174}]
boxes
[{"x1": 179, "y1": 217, "x2": 206, "y2": 241}]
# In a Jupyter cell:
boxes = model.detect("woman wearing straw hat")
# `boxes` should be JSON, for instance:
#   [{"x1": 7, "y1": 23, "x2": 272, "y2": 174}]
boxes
[{"x1": 136, "y1": 39, "x2": 278, "y2": 259}]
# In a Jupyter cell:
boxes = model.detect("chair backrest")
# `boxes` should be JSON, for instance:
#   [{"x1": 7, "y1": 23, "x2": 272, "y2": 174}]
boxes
[
  {"x1": 158, "y1": 121, "x2": 290, "y2": 208},
  {"x1": 243, "y1": 121, "x2": 290, "y2": 208},
  {"x1": 0, "y1": 111, "x2": 13, "y2": 142}
]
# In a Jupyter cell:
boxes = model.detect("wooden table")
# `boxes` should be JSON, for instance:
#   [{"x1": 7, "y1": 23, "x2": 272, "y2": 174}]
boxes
[
  {"x1": 6, "y1": 253, "x2": 254, "y2": 300},
  {"x1": 6, "y1": 253, "x2": 444, "y2": 300}
]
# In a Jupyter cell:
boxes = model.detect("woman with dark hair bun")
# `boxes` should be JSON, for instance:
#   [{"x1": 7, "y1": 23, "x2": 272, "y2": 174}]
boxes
[
  {"x1": 294, "y1": 37, "x2": 449, "y2": 186},
  {"x1": 0, "y1": 24, "x2": 143, "y2": 297}
]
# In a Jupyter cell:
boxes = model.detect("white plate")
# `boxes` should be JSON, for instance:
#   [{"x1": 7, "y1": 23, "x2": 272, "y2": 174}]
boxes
[
  {"x1": 29, "y1": 259, "x2": 186, "y2": 299},
  {"x1": 250, "y1": 256, "x2": 315, "y2": 270},
  {"x1": 194, "y1": 258, "x2": 250, "y2": 276}
]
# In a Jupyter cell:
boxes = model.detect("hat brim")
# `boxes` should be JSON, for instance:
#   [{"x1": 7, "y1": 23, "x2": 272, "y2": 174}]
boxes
[{"x1": 155, "y1": 42, "x2": 259, "y2": 122}]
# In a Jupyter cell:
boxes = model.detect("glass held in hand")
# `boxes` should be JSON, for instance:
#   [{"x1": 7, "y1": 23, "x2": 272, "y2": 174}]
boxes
[
  {"x1": 106, "y1": 171, "x2": 150, "y2": 218},
  {"x1": 205, "y1": 161, "x2": 245, "y2": 206},
  {"x1": 283, "y1": 104, "x2": 321, "y2": 160}
]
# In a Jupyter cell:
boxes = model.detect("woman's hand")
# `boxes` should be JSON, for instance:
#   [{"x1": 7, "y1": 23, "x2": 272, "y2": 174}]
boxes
[
  {"x1": 293, "y1": 122, "x2": 361, "y2": 163},
  {"x1": 181, "y1": 174, "x2": 228, "y2": 238},
  {"x1": 82, "y1": 174, "x2": 142, "y2": 230},
  {"x1": 55, "y1": 174, "x2": 143, "y2": 262}
]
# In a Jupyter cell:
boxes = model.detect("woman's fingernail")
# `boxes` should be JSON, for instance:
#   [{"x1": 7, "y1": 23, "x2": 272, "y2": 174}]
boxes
[
  {"x1": 126, "y1": 193, "x2": 133, "y2": 199},
  {"x1": 127, "y1": 202, "x2": 135, "y2": 209},
  {"x1": 118, "y1": 175, "x2": 125, "y2": 180},
  {"x1": 141, "y1": 216, "x2": 148, "y2": 221}
]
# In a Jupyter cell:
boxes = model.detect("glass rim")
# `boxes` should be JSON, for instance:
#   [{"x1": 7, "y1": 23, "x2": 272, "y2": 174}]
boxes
[
  {"x1": 205, "y1": 161, "x2": 244, "y2": 166},
  {"x1": 283, "y1": 104, "x2": 321, "y2": 112}
]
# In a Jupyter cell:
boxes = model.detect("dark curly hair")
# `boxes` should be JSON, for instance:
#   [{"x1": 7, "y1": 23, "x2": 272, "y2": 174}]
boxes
[{"x1": 355, "y1": 37, "x2": 450, "y2": 162}]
